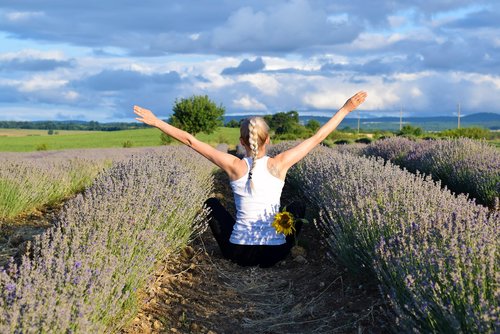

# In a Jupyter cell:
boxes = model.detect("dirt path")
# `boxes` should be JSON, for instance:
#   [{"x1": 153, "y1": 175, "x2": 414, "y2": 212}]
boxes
[{"x1": 123, "y1": 171, "x2": 392, "y2": 334}]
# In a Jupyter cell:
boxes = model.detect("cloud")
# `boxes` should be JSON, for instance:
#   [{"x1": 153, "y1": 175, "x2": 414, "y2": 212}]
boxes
[
  {"x1": 419, "y1": 39, "x2": 500, "y2": 73},
  {"x1": 237, "y1": 73, "x2": 280, "y2": 96},
  {"x1": 321, "y1": 55, "x2": 425, "y2": 75},
  {"x1": 4, "y1": 11, "x2": 44, "y2": 22},
  {"x1": 18, "y1": 76, "x2": 67, "y2": 92},
  {"x1": 210, "y1": 0, "x2": 362, "y2": 53},
  {"x1": 0, "y1": 58, "x2": 74, "y2": 72},
  {"x1": 416, "y1": 1, "x2": 486, "y2": 14},
  {"x1": 233, "y1": 95, "x2": 267, "y2": 111},
  {"x1": 444, "y1": 8, "x2": 500, "y2": 28},
  {"x1": 75, "y1": 69, "x2": 181, "y2": 91},
  {"x1": 303, "y1": 90, "x2": 351, "y2": 110},
  {"x1": 0, "y1": 83, "x2": 23, "y2": 103},
  {"x1": 0, "y1": 49, "x2": 75, "y2": 72},
  {"x1": 0, "y1": 0, "x2": 364, "y2": 55},
  {"x1": 66, "y1": 69, "x2": 184, "y2": 119},
  {"x1": 221, "y1": 57, "x2": 265, "y2": 75}
]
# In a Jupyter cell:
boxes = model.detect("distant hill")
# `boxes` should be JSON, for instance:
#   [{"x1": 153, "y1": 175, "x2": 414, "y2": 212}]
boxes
[
  {"x1": 1, "y1": 112, "x2": 499, "y2": 132},
  {"x1": 462, "y1": 112, "x2": 500, "y2": 122},
  {"x1": 224, "y1": 112, "x2": 500, "y2": 131}
]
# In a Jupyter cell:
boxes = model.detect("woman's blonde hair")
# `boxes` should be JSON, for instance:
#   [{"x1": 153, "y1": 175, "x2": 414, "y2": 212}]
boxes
[{"x1": 240, "y1": 116, "x2": 269, "y2": 191}]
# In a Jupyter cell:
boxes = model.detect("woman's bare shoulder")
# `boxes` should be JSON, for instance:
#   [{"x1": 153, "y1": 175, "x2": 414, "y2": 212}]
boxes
[
  {"x1": 267, "y1": 156, "x2": 286, "y2": 181},
  {"x1": 229, "y1": 157, "x2": 250, "y2": 181}
]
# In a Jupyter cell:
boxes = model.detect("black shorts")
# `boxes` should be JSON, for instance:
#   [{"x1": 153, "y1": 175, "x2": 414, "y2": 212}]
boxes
[{"x1": 204, "y1": 198, "x2": 304, "y2": 268}]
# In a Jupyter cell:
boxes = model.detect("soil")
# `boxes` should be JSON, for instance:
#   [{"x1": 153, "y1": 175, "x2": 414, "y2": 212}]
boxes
[
  {"x1": 0, "y1": 205, "x2": 59, "y2": 268},
  {"x1": 122, "y1": 171, "x2": 393, "y2": 334}
]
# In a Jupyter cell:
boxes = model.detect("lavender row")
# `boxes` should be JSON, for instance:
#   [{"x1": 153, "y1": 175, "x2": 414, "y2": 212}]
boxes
[
  {"x1": 270, "y1": 143, "x2": 499, "y2": 333},
  {"x1": 362, "y1": 137, "x2": 500, "y2": 208},
  {"x1": 0, "y1": 146, "x2": 213, "y2": 333},
  {"x1": 0, "y1": 146, "x2": 174, "y2": 221}
]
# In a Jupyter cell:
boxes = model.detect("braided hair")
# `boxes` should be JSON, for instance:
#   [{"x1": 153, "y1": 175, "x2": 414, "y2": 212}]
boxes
[{"x1": 240, "y1": 116, "x2": 270, "y2": 192}]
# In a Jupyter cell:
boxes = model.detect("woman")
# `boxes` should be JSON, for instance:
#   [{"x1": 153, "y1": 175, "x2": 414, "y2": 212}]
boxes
[{"x1": 134, "y1": 91, "x2": 367, "y2": 267}]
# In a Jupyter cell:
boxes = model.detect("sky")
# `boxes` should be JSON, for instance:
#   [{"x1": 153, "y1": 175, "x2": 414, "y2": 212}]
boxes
[{"x1": 0, "y1": 0, "x2": 499, "y2": 122}]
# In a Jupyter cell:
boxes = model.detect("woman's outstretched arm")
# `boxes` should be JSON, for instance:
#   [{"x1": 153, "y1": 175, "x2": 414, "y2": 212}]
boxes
[
  {"x1": 272, "y1": 91, "x2": 367, "y2": 177},
  {"x1": 134, "y1": 105, "x2": 242, "y2": 179}
]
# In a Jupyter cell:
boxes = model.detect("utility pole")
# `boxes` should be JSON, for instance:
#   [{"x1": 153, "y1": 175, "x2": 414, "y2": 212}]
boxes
[
  {"x1": 399, "y1": 105, "x2": 403, "y2": 131},
  {"x1": 457, "y1": 103, "x2": 461, "y2": 129},
  {"x1": 357, "y1": 110, "x2": 360, "y2": 134}
]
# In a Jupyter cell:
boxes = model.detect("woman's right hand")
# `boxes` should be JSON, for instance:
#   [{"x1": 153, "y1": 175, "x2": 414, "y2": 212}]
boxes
[
  {"x1": 342, "y1": 91, "x2": 367, "y2": 112},
  {"x1": 134, "y1": 105, "x2": 160, "y2": 127}
]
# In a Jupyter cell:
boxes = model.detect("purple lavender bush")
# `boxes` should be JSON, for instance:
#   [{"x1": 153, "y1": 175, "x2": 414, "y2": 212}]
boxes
[
  {"x1": 362, "y1": 136, "x2": 416, "y2": 165},
  {"x1": 362, "y1": 137, "x2": 500, "y2": 208},
  {"x1": 270, "y1": 142, "x2": 499, "y2": 333},
  {"x1": 0, "y1": 146, "x2": 213, "y2": 333}
]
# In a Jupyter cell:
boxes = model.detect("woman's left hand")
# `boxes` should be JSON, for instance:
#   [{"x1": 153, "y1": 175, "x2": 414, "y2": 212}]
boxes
[
  {"x1": 342, "y1": 91, "x2": 367, "y2": 113},
  {"x1": 134, "y1": 105, "x2": 159, "y2": 127}
]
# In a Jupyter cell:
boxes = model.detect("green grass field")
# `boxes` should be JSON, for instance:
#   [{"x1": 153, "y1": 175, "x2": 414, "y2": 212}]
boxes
[
  {"x1": 0, "y1": 129, "x2": 102, "y2": 137},
  {"x1": 0, "y1": 127, "x2": 241, "y2": 152},
  {"x1": 2, "y1": 127, "x2": 497, "y2": 152}
]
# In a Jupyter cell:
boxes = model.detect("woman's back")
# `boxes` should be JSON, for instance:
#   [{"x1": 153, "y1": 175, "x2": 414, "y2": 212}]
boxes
[{"x1": 229, "y1": 156, "x2": 285, "y2": 245}]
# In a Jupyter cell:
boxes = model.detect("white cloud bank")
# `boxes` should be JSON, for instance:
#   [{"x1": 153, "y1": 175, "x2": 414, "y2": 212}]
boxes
[{"x1": 0, "y1": 1, "x2": 499, "y2": 121}]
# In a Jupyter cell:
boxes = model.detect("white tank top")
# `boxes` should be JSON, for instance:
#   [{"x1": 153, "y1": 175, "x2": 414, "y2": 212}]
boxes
[{"x1": 229, "y1": 156, "x2": 286, "y2": 245}]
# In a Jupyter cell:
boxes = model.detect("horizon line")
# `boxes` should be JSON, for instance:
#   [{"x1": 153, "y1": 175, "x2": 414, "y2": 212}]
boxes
[{"x1": 0, "y1": 111, "x2": 499, "y2": 124}]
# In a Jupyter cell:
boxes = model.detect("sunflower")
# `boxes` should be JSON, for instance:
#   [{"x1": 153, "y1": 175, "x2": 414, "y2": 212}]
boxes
[{"x1": 272, "y1": 211, "x2": 295, "y2": 236}]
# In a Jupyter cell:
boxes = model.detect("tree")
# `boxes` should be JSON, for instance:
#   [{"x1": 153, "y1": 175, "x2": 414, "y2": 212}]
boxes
[
  {"x1": 264, "y1": 111, "x2": 300, "y2": 135},
  {"x1": 170, "y1": 95, "x2": 225, "y2": 135},
  {"x1": 225, "y1": 119, "x2": 240, "y2": 128},
  {"x1": 398, "y1": 125, "x2": 423, "y2": 137},
  {"x1": 88, "y1": 121, "x2": 100, "y2": 131},
  {"x1": 305, "y1": 119, "x2": 321, "y2": 132}
]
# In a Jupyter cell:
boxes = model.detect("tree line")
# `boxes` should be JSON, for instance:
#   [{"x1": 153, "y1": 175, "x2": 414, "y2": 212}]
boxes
[
  {"x1": 2, "y1": 95, "x2": 495, "y2": 143},
  {"x1": 0, "y1": 120, "x2": 148, "y2": 131}
]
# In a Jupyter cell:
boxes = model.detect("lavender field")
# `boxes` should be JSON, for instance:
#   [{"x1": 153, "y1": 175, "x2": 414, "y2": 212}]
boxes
[
  {"x1": 361, "y1": 137, "x2": 500, "y2": 208},
  {"x1": 270, "y1": 143, "x2": 499, "y2": 333},
  {"x1": 0, "y1": 146, "x2": 213, "y2": 332},
  {"x1": 0, "y1": 141, "x2": 498, "y2": 333}
]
